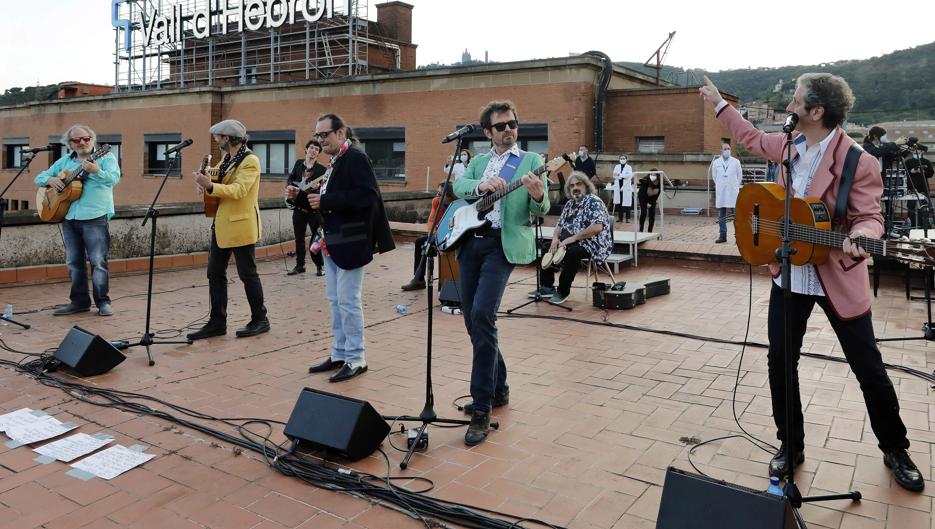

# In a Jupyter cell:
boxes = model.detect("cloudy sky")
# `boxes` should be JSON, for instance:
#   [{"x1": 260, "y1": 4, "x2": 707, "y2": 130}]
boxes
[{"x1": 1, "y1": 0, "x2": 933, "y2": 91}]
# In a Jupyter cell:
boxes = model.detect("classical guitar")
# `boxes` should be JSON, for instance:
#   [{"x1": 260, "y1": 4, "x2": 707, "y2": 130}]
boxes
[
  {"x1": 435, "y1": 154, "x2": 570, "y2": 252},
  {"x1": 734, "y1": 182, "x2": 935, "y2": 267},
  {"x1": 36, "y1": 145, "x2": 112, "y2": 223},
  {"x1": 198, "y1": 154, "x2": 222, "y2": 218}
]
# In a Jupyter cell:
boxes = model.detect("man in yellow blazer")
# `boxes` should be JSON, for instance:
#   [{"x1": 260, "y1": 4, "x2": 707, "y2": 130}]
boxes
[{"x1": 189, "y1": 119, "x2": 270, "y2": 340}]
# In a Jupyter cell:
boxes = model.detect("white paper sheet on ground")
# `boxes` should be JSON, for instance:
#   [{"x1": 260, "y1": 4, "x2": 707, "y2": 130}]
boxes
[
  {"x1": 0, "y1": 408, "x2": 45, "y2": 432},
  {"x1": 34, "y1": 433, "x2": 114, "y2": 462},
  {"x1": 5, "y1": 416, "x2": 76, "y2": 445},
  {"x1": 70, "y1": 445, "x2": 154, "y2": 480}
]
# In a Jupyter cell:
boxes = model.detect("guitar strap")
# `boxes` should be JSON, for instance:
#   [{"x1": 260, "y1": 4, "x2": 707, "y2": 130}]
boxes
[
  {"x1": 832, "y1": 144, "x2": 863, "y2": 228},
  {"x1": 498, "y1": 151, "x2": 525, "y2": 183}
]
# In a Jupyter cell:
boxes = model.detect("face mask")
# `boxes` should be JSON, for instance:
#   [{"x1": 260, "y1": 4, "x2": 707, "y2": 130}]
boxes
[
  {"x1": 722, "y1": 149, "x2": 731, "y2": 159},
  {"x1": 650, "y1": 175, "x2": 657, "y2": 182},
  {"x1": 460, "y1": 154, "x2": 468, "y2": 163},
  {"x1": 880, "y1": 135, "x2": 889, "y2": 143},
  {"x1": 619, "y1": 158, "x2": 627, "y2": 164},
  {"x1": 578, "y1": 150, "x2": 586, "y2": 158}
]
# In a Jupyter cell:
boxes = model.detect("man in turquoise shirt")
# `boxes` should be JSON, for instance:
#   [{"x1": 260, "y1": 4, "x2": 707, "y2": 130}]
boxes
[
  {"x1": 453, "y1": 100, "x2": 548, "y2": 446},
  {"x1": 34, "y1": 124, "x2": 120, "y2": 316}
]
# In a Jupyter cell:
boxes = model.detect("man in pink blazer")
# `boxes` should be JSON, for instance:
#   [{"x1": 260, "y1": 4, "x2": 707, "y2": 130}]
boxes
[{"x1": 700, "y1": 73, "x2": 923, "y2": 492}]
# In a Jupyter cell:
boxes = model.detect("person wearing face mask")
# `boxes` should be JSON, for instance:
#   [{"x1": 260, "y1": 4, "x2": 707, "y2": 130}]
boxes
[
  {"x1": 531, "y1": 171, "x2": 611, "y2": 304},
  {"x1": 710, "y1": 143, "x2": 743, "y2": 243},
  {"x1": 444, "y1": 149, "x2": 472, "y2": 180},
  {"x1": 862, "y1": 126, "x2": 901, "y2": 173},
  {"x1": 574, "y1": 145, "x2": 597, "y2": 178},
  {"x1": 904, "y1": 143, "x2": 934, "y2": 228},
  {"x1": 612, "y1": 155, "x2": 634, "y2": 222},
  {"x1": 637, "y1": 169, "x2": 662, "y2": 232}
]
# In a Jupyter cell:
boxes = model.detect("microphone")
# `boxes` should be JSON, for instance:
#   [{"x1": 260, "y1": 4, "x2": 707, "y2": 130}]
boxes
[
  {"x1": 164, "y1": 138, "x2": 193, "y2": 156},
  {"x1": 442, "y1": 124, "x2": 476, "y2": 144},
  {"x1": 21, "y1": 145, "x2": 53, "y2": 154},
  {"x1": 781, "y1": 113, "x2": 799, "y2": 134}
]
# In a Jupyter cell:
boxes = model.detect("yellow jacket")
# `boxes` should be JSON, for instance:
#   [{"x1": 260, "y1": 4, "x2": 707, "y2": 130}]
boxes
[{"x1": 207, "y1": 153, "x2": 262, "y2": 248}]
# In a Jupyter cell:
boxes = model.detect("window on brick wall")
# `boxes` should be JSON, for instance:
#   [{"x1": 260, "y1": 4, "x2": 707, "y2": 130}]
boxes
[
  {"x1": 248, "y1": 131, "x2": 296, "y2": 178},
  {"x1": 144, "y1": 134, "x2": 182, "y2": 177},
  {"x1": 356, "y1": 127, "x2": 406, "y2": 181},
  {"x1": 3, "y1": 142, "x2": 28, "y2": 169},
  {"x1": 637, "y1": 136, "x2": 665, "y2": 153}
]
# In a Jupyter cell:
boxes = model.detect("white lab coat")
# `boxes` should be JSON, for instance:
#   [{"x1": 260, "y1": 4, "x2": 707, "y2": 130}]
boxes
[
  {"x1": 612, "y1": 163, "x2": 634, "y2": 206},
  {"x1": 711, "y1": 156, "x2": 742, "y2": 208}
]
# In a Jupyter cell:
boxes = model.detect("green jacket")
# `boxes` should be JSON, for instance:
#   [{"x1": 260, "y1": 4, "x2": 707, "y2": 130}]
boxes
[{"x1": 453, "y1": 150, "x2": 550, "y2": 264}]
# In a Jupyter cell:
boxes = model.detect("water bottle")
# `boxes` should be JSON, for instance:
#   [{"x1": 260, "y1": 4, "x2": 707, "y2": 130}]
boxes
[
  {"x1": 1, "y1": 304, "x2": 11, "y2": 325},
  {"x1": 395, "y1": 304, "x2": 408, "y2": 315},
  {"x1": 766, "y1": 476, "x2": 784, "y2": 497}
]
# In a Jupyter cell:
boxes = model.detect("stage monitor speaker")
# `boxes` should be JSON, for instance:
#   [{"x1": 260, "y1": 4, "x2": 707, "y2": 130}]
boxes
[
  {"x1": 439, "y1": 279, "x2": 461, "y2": 305},
  {"x1": 284, "y1": 387, "x2": 390, "y2": 461},
  {"x1": 657, "y1": 467, "x2": 796, "y2": 529},
  {"x1": 54, "y1": 325, "x2": 126, "y2": 376}
]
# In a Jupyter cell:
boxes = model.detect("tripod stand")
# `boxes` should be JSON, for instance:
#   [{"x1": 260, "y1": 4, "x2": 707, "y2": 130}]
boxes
[
  {"x1": 0, "y1": 153, "x2": 37, "y2": 330},
  {"x1": 123, "y1": 153, "x2": 192, "y2": 365},
  {"x1": 384, "y1": 132, "x2": 475, "y2": 470},
  {"x1": 776, "y1": 130, "x2": 860, "y2": 521},
  {"x1": 506, "y1": 217, "x2": 572, "y2": 313}
]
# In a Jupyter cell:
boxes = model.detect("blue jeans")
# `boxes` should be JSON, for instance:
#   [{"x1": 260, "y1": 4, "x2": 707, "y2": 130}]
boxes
[
  {"x1": 457, "y1": 234, "x2": 514, "y2": 413},
  {"x1": 718, "y1": 207, "x2": 733, "y2": 238},
  {"x1": 62, "y1": 216, "x2": 110, "y2": 308},
  {"x1": 323, "y1": 254, "x2": 366, "y2": 365}
]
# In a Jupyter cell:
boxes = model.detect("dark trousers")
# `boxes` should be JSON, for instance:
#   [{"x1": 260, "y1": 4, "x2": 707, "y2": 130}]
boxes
[
  {"x1": 207, "y1": 226, "x2": 267, "y2": 323},
  {"x1": 292, "y1": 209, "x2": 324, "y2": 269},
  {"x1": 540, "y1": 243, "x2": 589, "y2": 296},
  {"x1": 457, "y1": 233, "x2": 514, "y2": 413},
  {"x1": 718, "y1": 207, "x2": 733, "y2": 238},
  {"x1": 616, "y1": 203, "x2": 632, "y2": 222},
  {"x1": 767, "y1": 284, "x2": 909, "y2": 452},
  {"x1": 639, "y1": 198, "x2": 657, "y2": 232},
  {"x1": 410, "y1": 235, "x2": 429, "y2": 281},
  {"x1": 61, "y1": 216, "x2": 110, "y2": 308}
]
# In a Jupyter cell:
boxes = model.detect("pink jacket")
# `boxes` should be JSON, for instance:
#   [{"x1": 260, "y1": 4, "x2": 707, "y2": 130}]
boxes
[{"x1": 717, "y1": 104, "x2": 883, "y2": 319}]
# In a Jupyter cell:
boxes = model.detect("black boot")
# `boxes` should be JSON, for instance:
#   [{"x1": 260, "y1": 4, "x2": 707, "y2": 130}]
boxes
[
  {"x1": 768, "y1": 443, "x2": 805, "y2": 478},
  {"x1": 235, "y1": 318, "x2": 270, "y2": 338},
  {"x1": 187, "y1": 320, "x2": 227, "y2": 341}
]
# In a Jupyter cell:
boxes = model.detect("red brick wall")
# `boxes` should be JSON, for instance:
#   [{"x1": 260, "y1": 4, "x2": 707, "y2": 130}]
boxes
[{"x1": 605, "y1": 89, "x2": 735, "y2": 154}]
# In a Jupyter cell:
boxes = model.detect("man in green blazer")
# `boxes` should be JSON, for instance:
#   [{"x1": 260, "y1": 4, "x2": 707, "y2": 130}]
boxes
[{"x1": 452, "y1": 100, "x2": 549, "y2": 446}]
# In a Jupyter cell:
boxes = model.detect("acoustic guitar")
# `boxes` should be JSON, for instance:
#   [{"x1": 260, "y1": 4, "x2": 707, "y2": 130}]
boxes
[
  {"x1": 435, "y1": 154, "x2": 570, "y2": 252},
  {"x1": 734, "y1": 182, "x2": 935, "y2": 267},
  {"x1": 198, "y1": 154, "x2": 222, "y2": 218},
  {"x1": 36, "y1": 145, "x2": 113, "y2": 223}
]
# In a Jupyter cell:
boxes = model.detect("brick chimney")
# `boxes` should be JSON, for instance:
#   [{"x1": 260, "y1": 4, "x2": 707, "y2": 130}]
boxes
[{"x1": 376, "y1": 1, "x2": 413, "y2": 44}]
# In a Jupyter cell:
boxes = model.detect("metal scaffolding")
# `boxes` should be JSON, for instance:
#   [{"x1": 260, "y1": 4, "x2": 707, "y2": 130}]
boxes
[{"x1": 113, "y1": 0, "x2": 373, "y2": 92}]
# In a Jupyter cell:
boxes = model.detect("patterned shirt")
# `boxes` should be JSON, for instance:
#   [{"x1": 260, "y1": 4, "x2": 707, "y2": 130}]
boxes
[
  {"x1": 557, "y1": 194, "x2": 613, "y2": 262},
  {"x1": 477, "y1": 144, "x2": 523, "y2": 228},
  {"x1": 773, "y1": 130, "x2": 835, "y2": 295}
]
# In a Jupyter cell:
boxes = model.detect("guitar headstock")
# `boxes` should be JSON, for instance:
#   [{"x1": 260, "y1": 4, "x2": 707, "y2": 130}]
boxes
[
  {"x1": 89, "y1": 144, "x2": 112, "y2": 161},
  {"x1": 544, "y1": 153, "x2": 575, "y2": 173},
  {"x1": 891, "y1": 237, "x2": 935, "y2": 267},
  {"x1": 199, "y1": 154, "x2": 212, "y2": 172}
]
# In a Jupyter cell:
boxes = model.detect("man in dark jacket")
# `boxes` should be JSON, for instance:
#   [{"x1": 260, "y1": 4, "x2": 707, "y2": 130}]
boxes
[
  {"x1": 573, "y1": 145, "x2": 596, "y2": 178},
  {"x1": 287, "y1": 113, "x2": 395, "y2": 382}
]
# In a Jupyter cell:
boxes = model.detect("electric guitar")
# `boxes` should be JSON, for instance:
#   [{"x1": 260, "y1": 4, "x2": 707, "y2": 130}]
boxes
[
  {"x1": 286, "y1": 173, "x2": 326, "y2": 212},
  {"x1": 435, "y1": 154, "x2": 570, "y2": 252},
  {"x1": 198, "y1": 154, "x2": 222, "y2": 218},
  {"x1": 734, "y1": 182, "x2": 935, "y2": 267},
  {"x1": 36, "y1": 145, "x2": 112, "y2": 223}
]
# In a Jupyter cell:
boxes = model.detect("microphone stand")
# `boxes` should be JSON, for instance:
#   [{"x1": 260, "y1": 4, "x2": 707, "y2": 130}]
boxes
[
  {"x1": 506, "y1": 215, "x2": 571, "y2": 313},
  {"x1": 0, "y1": 154, "x2": 37, "y2": 330},
  {"x1": 777, "y1": 130, "x2": 860, "y2": 522},
  {"x1": 384, "y1": 131, "x2": 477, "y2": 470},
  {"x1": 122, "y1": 152, "x2": 193, "y2": 365}
]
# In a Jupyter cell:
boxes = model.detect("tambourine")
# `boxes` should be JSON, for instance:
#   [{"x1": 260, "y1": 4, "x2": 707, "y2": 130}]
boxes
[{"x1": 541, "y1": 245, "x2": 566, "y2": 269}]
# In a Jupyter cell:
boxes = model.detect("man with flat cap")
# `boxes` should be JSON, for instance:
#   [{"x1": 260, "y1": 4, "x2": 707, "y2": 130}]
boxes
[{"x1": 189, "y1": 119, "x2": 270, "y2": 340}]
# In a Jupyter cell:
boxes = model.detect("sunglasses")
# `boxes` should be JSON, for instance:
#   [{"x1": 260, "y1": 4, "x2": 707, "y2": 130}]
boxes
[
  {"x1": 490, "y1": 120, "x2": 518, "y2": 132},
  {"x1": 313, "y1": 130, "x2": 334, "y2": 140},
  {"x1": 69, "y1": 136, "x2": 92, "y2": 144}
]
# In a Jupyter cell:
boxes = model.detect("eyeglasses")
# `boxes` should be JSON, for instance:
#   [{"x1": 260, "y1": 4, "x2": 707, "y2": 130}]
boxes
[
  {"x1": 313, "y1": 130, "x2": 334, "y2": 140},
  {"x1": 490, "y1": 120, "x2": 518, "y2": 132},
  {"x1": 69, "y1": 136, "x2": 92, "y2": 144}
]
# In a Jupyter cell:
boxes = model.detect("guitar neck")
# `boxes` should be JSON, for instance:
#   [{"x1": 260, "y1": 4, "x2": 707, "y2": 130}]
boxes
[
  {"x1": 789, "y1": 223, "x2": 885, "y2": 256},
  {"x1": 477, "y1": 164, "x2": 547, "y2": 209}
]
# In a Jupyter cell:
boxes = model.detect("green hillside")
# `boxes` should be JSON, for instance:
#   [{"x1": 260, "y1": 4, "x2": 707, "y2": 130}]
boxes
[{"x1": 621, "y1": 41, "x2": 935, "y2": 124}]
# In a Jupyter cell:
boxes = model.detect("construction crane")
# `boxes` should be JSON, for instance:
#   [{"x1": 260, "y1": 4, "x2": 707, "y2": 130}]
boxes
[{"x1": 643, "y1": 31, "x2": 676, "y2": 86}]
